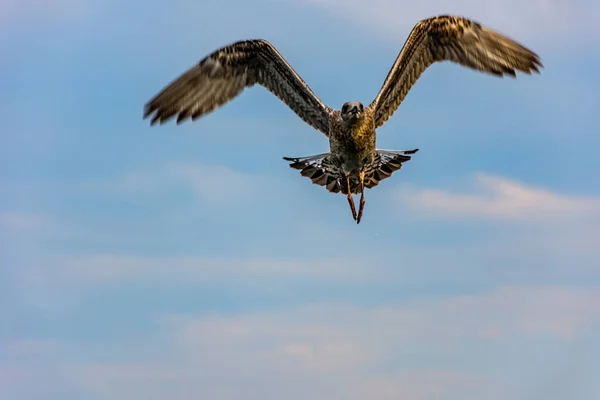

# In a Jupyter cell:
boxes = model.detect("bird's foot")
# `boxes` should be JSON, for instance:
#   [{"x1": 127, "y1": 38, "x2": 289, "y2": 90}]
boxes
[
  {"x1": 356, "y1": 170, "x2": 366, "y2": 224},
  {"x1": 356, "y1": 192, "x2": 365, "y2": 224},
  {"x1": 345, "y1": 175, "x2": 357, "y2": 221},
  {"x1": 347, "y1": 193, "x2": 357, "y2": 221}
]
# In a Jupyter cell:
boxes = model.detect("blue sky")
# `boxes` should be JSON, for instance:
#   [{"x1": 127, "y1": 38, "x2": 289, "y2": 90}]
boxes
[{"x1": 2, "y1": 0, "x2": 600, "y2": 398}]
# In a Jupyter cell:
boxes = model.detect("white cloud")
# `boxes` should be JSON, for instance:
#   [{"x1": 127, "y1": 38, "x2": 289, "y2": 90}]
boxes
[
  {"x1": 300, "y1": 0, "x2": 600, "y2": 47},
  {"x1": 0, "y1": 0, "x2": 89, "y2": 26},
  {"x1": 0, "y1": 212, "x2": 48, "y2": 233},
  {"x1": 0, "y1": 211, "x2": 99, "y2": 246},
  {"x1": 3, "y1": 339, "x2": 63, "y2": 357},
  {"x1": 398, "y1": 173, "x2": 600, "y2": 221},
  {"x1": 167, "y1": 163, "x2": 267, "y2": 204},
  {"x1": 3, "y1": 285, "x2": 600, "y2": 400},
  {"x1": 6, "y1": 172, "x2": 599, "y2": 312},
  {"x1": 46, "y1": 286, "x2": 600, "y2": 346},
  {"x1": 86, "y1": 162, "x2": 270, "y2": 207},
  {"x1": 11, "y1": 232, "x2": 599, "y2": 310},
  {"x1": 50, "y1": 254, "x2": 372, "y2": 284}
]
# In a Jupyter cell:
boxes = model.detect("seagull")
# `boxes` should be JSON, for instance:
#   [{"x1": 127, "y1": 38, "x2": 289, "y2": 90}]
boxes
[{"x1": 144, "y1": 15, "x2": 542, "y2": 224}]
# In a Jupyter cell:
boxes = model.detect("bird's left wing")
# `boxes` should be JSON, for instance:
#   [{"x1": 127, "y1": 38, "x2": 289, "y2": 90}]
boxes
[
  {"x1": 369, "y1": 15, "x2": 542, "y2": 129},
  {"x1": 144, "y1": 39, "x2": 332, "y2": 136}
]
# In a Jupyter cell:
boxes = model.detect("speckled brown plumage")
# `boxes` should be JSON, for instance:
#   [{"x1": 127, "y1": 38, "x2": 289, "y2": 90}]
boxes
[
  {"x1": 144, "y1": 39, "x2": 332, "y2": 134},
  {"x1": 144, "y1": 15, "x2": 542, "y2": 224},
  {"x1": 369, "y1": 15, "x2": 542, "y2": 128}
]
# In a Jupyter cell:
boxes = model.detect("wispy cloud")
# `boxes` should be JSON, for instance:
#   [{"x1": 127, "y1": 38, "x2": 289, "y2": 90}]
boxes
[
  {"x1": 3, "y1": 285, "x2": 599, "y2": 399},
  {"x1": 0, "y1": 212, "x2": 48, "y2": 233},
  {"x1": 8, "y1": 219, "x2": 599, "y2": 311},
  {"x1": 0, "y1": 0, "x2": 89, "y2": 26},
  {"x1": 398, "y1": 173, "x2": 600, "y2": 221},
  {"x1": 301, "y1": 0, "x2": 599, "y2": 47},
  {"x1": 167, "y1": 163, "x2": 267, "y2": 205},
  {"x1": 168, "y1": 285, "x2": 600, "y2": 348},
  {"x1": 86, "y1": 162, "x2": 270, "y2": 207},
  {"x1": 47, "y1": 254, "x2": 372, "y2": 285}
]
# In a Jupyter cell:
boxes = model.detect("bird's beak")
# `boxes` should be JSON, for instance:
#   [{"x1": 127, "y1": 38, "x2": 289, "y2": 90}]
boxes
[{"x1": 350, "y1": 106, "x2": 359, "y2": 115}]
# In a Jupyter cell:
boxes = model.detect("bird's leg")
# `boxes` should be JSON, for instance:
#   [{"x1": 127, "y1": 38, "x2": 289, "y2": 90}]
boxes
[
  {"x1": 356, "y1": 170, "x2": 366, "y2": 224},
  {"x1": 345, "y1": 175, "x2": 357, "y2": 221}
]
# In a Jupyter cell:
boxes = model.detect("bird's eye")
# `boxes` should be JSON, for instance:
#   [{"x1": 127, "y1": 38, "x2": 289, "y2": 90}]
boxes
[
  {"x1": 359, "y1": 104, "x2": 364, "y2": 111},
  {"x1": 342, "y1": 105, "x2": 348, "y2": 113}
]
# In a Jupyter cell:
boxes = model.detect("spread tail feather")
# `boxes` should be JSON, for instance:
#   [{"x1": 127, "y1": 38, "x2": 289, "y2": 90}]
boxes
[
  {"x1": 282, "y1": 153, "x2": 343, "y2": 193},
  {"x1": 363, "y1": 148, "x2": 419, "y2": 189},
  {"x1": 283, "y1": 148, "x2": 419, "y2": 194}
]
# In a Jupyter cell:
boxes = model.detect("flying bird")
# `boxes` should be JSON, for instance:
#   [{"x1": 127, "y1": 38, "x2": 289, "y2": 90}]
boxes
[{"x1": 144, "y1": 15, "x2": 542, "y2": 224}]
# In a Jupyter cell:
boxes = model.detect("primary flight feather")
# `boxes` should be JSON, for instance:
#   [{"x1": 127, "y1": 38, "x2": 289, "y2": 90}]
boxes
[{"x1": 144, "y1": 15, "x2": 542, "y2": 224}]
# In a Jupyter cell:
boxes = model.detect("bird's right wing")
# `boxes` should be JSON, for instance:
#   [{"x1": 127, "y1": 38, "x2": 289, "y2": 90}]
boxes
[
  {"x1": 369, "y1": 15, "x2": 543, "y2": 129},
  {"x1": 144, "y1": 39, "x2": 332, "y2": 136}
]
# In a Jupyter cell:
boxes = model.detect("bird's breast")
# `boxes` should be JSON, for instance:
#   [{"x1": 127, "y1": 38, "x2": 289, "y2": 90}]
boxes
[{"x1": 329, "y1": 128, "x2": 376, "y2": 174}]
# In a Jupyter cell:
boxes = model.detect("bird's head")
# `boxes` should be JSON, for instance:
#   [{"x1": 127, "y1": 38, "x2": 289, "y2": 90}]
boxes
[{"x1": 341, "y1": 101, "x2": 365, "y2": 122}]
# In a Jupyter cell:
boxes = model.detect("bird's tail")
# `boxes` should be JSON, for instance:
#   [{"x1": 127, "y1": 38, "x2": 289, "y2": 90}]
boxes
[
  {"x1": 283, "y1": 153, "x2": 344, "y2": 194},
  {"x1": 362, "y1": 148, "x2": 419, "y2": 190},
  {"x1": 283, "y1": 148, "x2": 418, "y2": 194}
]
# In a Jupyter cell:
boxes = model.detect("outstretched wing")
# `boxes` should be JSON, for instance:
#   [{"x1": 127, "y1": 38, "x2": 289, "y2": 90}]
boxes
[
  {"x1": 144, "y1": 39, "x2": 332, "y2": 135},
  {"x1": 369, "y1": 15, "x2": 543, "y2": 129}
]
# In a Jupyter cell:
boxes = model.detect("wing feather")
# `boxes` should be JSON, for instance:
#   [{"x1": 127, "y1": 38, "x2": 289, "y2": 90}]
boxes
[
  {"x1": 369, "y1": 15, "x2": 543, "y2": 129},
  {"x1": 144, "y1": 39, "x2": 332, "y2": 135}
]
